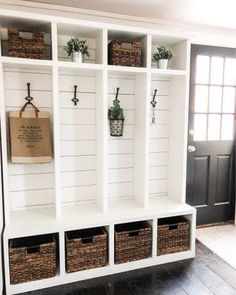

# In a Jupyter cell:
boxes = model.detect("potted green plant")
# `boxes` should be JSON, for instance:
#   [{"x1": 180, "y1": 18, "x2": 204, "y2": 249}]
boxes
[
  {"x1": 108, "y1": 88, "x2": 125, "y2": 137},
  {"x1": 152, "y1": 45, "x2": 174, "y2": 69},
  {"x1": 64, "y1": 38, "x2": 89, "y2": 63}
]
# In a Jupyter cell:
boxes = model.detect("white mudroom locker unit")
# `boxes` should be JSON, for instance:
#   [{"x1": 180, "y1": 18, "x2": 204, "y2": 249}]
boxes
[{"x1": 0, "y1": 8, "x2": 196, "y2": 295}]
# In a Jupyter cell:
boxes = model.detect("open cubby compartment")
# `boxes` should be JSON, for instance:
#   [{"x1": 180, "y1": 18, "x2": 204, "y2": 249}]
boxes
[
  {"x1": 1, "y1": 63, "x2": 56, "y2": 225},
  {"x1": 8, "y1": 233, "x2": 60, "y2": 284},
  {"x1": 151, "y1": 34, "x2": 188, "y2": 71},
  {"x1": 58, "y1": 67, "x2": 105, "y2": 219},
  {"x1": 57, "y1": 23, "x2": 104, "y2": 64},
  {"x1": 65, "y1": 225, "x2": 109, "y2": 273},
  {"x1": 114, "y1": 220, "x2": 153, "y2": 264},
  {"x1": 149, "y1": 73, "x2": 188, "y2": 207},
  {"x1": 0, "y1": 16, "x2": 52, "y2": 60},
  {"x1": 107, "y1": 70, "x2": 148, "y2": 213},
  {"x1": 157, "y1": 214, "x2": 194, "y2": 254},
  {"x1": 108, "y1": 29, "x2": 148, "y2": 67}
]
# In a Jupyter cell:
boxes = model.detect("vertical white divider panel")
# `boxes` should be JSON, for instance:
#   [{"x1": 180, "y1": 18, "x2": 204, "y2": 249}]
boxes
[
  {"x1": 51, "y1": 22, "x2": 61, "y2": 218},
  {"x1": 168, "y1": 76, "x2": 187, "y2": 203},
  {"x1": 108, "y1": 224, "x2": 114, "y2": 266},
  {"x1": 168, "y1": 40, "x2": 190, "y2": 204},
  {"x1": 3, "y1": 232, "x2": 10, "y2": 293},
  {"x1": 96, "y1": 69, "x2": 108, "y2": 212},
  {"x1": 59, "y1": 230, "x2": 66, "y2": 276},
  {"x1": 102, "y1": 29, "x2": 108, "y2": 65},
  {"x1": 190, "y1": 210, "x2": 196, "y2": 253},
  {"x1": 134, "y1": 72, "x2": 150, "y2": 208},
  {"x1": 96, "y1": 29, "x2": 107, "y2": 64},
  {"x1": 96, "y1": 29, "x2": 108, "y2": 212},
  {"x1": 152, "y1": 218, "x2": 157, "y2": 258},
  {"x1": 0, "y1": 62, "x2": 10, "y2": 224},
  {"x1": 146, "y1": 34, "x2": 152, "y2": 69}
]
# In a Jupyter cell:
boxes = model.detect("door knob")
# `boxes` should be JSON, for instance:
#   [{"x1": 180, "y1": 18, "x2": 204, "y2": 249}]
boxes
[{"x1": 188, "y1": 145, "x2": 196, "y2": 153}]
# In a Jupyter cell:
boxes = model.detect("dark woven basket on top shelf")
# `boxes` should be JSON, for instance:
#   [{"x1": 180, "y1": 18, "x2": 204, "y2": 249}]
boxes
[
  {"x1": 115, "y1": 221, "x2": 152, "y2": 264},
  {"x1": 108, "y1": 40, "x2": 142, "y2": 67},
  {"x1": 65, "y1": 227, "x2": 108, "y2": 273},
  {"x1": 9, "y1": 235, "x2": 57, "y2": 284},
  {"x1": 157, "y1": 216, "x2": 190, "y2": 256},
  {"x1": 8, "y1": 28, "x2": 45, "y2": 59}
]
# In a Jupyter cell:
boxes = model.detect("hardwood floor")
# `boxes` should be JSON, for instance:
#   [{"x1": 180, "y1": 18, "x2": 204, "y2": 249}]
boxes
[{"x1": 23, "y1": 241, "x2": 236, "y2": 295}]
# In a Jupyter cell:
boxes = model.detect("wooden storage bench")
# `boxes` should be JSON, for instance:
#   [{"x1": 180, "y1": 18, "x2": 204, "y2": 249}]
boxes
[
  {"x1": 115, "y1": 221, "x2": 152, "y2": 264},
  {"x1": 157, "y1": 216, "x2": 190, "y2": 256},
  {"x1": 9, "y1": 234, "x2": 57, "y2": 284},
  {"x1": 65, "y1": 227, "x2": 108, "y2": 273}
]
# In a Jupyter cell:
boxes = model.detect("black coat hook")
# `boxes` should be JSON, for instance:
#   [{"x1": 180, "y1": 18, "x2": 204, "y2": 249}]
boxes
[
  {"x1": 151, "y1": 89, "x2": 157, "y2": 108},
  {"x1": 25, "y1": 83, "x2": 34, "y2": 103},
  {"x1": 71, "y1": 85, "x2": 79, "y2": 106},
  {"x1": 114, "y1": 87, "x2": 120, "y2": 103}
]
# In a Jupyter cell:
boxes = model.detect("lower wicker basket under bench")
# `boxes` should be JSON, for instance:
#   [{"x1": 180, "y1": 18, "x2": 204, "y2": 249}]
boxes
[
  {"x1": 9, "y1": 234, "x2": 57, "y2": 285},
  {"x1": 115, "y1": 221, "x2": 152, "y2": 264},
  {"x1": 157, "y1": 216, "x2": 190, "y2": 256},
  {"x1": 65, "y1": 227, "x2": 108, "y2": 273},
  {"x1": 8, "y1": 216, "x2": 191, "y2": 284}
]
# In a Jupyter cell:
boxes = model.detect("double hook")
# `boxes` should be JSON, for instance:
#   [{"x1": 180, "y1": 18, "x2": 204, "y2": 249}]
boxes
[
  {"x1": 71, "y1": 85, "x2": 79, "y2": 106},
  {"x1": 114, "y1": 87, "x2": 120, "y2": 103},
  {"x1": 22, "y1": 82, "x2": 39, "y2": 114},
  {"x1": 151, "y1": 89, "x2": 157, "y2": 108},
  {"x1": 25, "y1": 82, "x2": 34, "y2": 103}
]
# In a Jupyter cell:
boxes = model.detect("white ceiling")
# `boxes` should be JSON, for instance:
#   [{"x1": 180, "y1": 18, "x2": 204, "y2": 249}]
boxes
[{"x1": 25, "y1": 0, "x2": 236, "y2": 29}]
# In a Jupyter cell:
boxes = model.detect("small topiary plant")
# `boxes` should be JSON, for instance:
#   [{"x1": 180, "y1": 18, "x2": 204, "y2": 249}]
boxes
[
  {"x1": 64, "y1": 38, "x2": 90, "y2": 57},
  {"x1": 152, "y1": 45, "x2": 173, "y2": 62}
]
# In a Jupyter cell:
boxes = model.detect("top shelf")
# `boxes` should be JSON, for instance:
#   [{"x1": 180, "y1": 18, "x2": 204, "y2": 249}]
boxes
[
  {"x1": 0, "y1": 56, "x2": 188, "y2": 77},
  {"x1": 0, "y1": 15, "x2": 189, "y2": 72}
]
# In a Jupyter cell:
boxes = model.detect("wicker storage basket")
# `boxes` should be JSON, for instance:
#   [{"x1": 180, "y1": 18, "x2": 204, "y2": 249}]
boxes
[
  {"x1": 66, "y1": 227, "x2": 108, "y2": 273},
  {"x1": 157, "y1": 216, "x2": 190, "y2": 256},
  {"x1": 8, "y1": 28, "x2": 45, "y2": 59},
  {"x1": 108, "y1": 40, "x2": 142, "y2": 67},
  {"x1": 115, "y1": 221, "x2": 152, "y2": 264},
  {"x1": 9, "y1": 235, "x2": 57, "y2": 284}
]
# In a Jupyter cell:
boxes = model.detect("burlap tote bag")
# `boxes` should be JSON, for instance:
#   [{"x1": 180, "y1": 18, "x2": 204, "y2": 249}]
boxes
[{"x1": 8, "y1": 100, "x2": 53, "y2": 164}]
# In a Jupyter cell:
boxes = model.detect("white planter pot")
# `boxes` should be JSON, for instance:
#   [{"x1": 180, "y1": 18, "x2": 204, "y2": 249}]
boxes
[
  {"x1": 157, "y1": 59, "x2": 169, "y2": 69},
  {"x1": 72, "y1": 51, "x2": 83, "y2": 63}
]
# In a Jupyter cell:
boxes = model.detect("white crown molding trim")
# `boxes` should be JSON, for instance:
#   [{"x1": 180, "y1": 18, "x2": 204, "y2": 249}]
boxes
[
  {"x1": 1, "y1": 0, "x2": 236, "y2": 35},
  {"x1": 0, "y1": 0, "x2": 236, "y2": 47}
]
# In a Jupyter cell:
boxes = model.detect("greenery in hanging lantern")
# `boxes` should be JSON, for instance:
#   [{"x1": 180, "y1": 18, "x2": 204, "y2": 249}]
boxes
[{"x1": 108, "y1": 99, "x2": 124, "y2": 120}]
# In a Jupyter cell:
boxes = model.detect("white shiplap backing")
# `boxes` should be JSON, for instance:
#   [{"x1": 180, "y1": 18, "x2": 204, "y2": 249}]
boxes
[
  {"x1": 108, "y1": 74, "x2": 135, "y2": 200},
  {"x1": 4, "y1": 67, "x2": 171, "y2": 209},
  {"x1": 59, "y1": 70, "x2": 97, "y2": 204},
  {"x1": 149, "y1": 78, "x2": 170, "y2": 198},
  {"x1": 4, "y1": 67, "x2": 55, "y2": 210}
]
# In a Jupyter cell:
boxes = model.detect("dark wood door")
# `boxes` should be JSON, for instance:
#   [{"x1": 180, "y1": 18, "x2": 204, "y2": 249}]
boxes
[{"x1": 187, "y1": 44, "x2": 236, "y2": 226}]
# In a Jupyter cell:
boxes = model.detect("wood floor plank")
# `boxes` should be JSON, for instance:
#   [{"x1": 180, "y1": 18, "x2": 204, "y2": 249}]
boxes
[
  {"x1": 21, "y1": 242, "x2": 236, "y2": 295},
  {"x1": 196, "y1": 241, "x2": 236, "y2": 290},
  {"x1": 181, "y1": 258, "x2": 236, "y2": 295},
  {"x1": 163, "y1": 261, "x2": 213, "y2": 295},
  {"x1": 126, "y1": 266, "x2": 187, "y2": 295}
]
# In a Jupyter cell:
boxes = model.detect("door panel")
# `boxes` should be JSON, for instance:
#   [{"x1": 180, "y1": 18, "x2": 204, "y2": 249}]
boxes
[
  {"x1": 192, "y1": 156, "x2": 209, "y2": 206},
  {"x1": 187, "y1": 44, "x2": 236, "y2": 225},
  {"x1": 215, "y1": 155, "x2": 231, "y2": 203}
]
